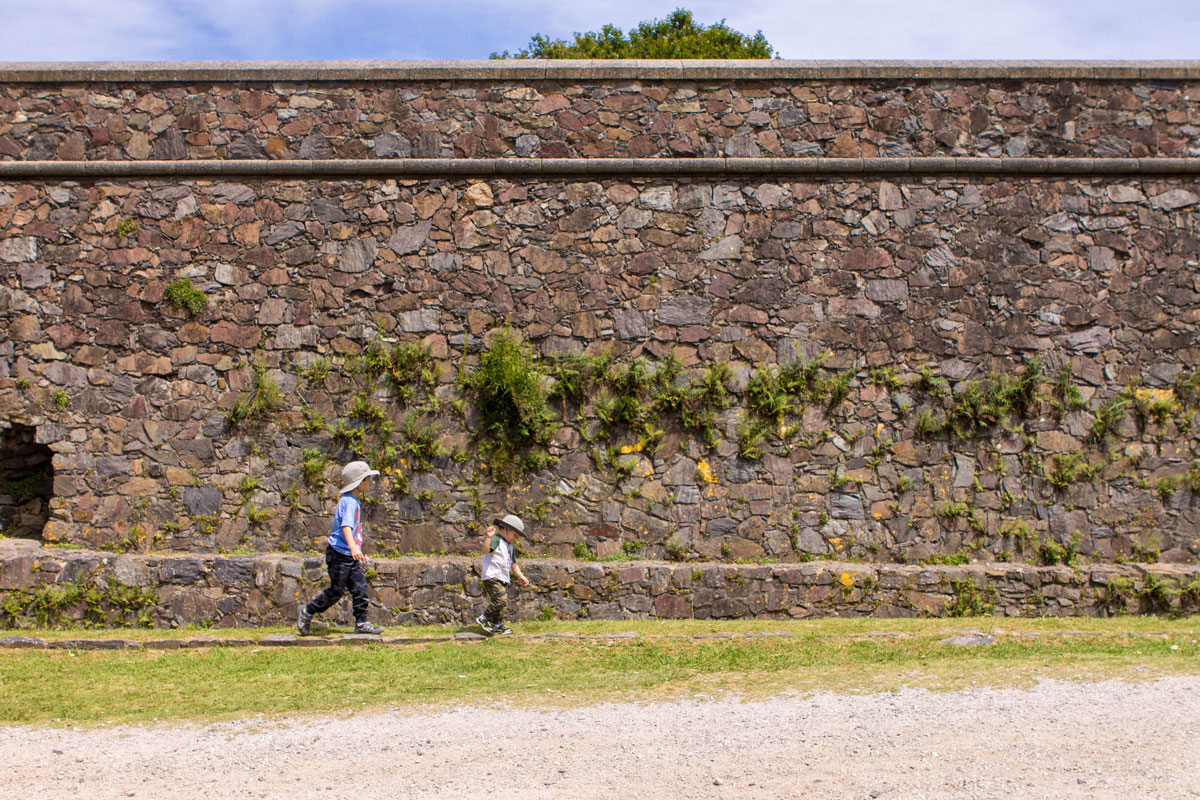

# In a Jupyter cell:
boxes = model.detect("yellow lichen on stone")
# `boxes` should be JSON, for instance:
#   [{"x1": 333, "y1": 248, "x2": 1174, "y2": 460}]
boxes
[
  {"x1": 42, "y1": 520, "x2": 68, "y2": 541},
  {"x1": 1134, "y1": 387, "x2": 1179, "y2": 411}
]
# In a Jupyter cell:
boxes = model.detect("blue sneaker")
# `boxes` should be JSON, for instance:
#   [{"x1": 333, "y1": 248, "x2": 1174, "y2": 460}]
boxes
[{"x1": 475, "y1": 614, "x2": 491, "y2": 630}]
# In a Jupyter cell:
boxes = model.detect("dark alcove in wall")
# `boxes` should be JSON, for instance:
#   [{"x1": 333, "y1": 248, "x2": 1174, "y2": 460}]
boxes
[{"x1": 0, "y1": 423, "x2": 55, "y2": 539}]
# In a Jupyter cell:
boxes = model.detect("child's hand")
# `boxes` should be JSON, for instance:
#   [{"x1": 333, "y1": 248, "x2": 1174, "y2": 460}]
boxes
[{"x1": 520, "y1": 576, "x2": 530, "y2": 587}]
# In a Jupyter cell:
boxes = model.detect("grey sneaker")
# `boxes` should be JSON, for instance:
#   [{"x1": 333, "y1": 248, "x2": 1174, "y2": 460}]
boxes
[
  {"x1": 354, "y1": 621, "x2": 384, "y2": 636},
  {"x1": 493, "y1": 624, "x2": 513, "y2": 635},
  {"x1": 297, "y1": 606, "x2": 313, "y2": 635}
]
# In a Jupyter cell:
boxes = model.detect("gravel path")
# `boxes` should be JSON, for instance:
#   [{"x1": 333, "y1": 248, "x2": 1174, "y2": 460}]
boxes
[{"x1": 3, "y1": 676, "x2": 1199, "y2": 799}]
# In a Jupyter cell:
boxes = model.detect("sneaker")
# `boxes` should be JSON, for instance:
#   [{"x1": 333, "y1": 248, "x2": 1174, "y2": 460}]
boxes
[
  {"x1": 354, "y1": 621, "x2": 384, "y2": 635},
  {"x1": 297, "y1": 606, "x2": 313, "y2": 635},
  {"x1": 492, "y1": 624, "x2": 513, "y2": 635},
  {"x1": 475, "y1": 614, "x2": 491, "y2": 630}
]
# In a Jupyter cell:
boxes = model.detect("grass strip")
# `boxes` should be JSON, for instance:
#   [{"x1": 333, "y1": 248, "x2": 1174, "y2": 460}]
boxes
[
  {"x1": 1, "y1": 619, "x2": 1198, "y2": 727},
  {"x1": 10, "y1": 615, "x2": 1200, "y2": 641}
]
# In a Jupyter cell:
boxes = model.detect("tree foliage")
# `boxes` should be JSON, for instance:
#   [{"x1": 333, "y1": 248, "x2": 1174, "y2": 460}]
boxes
[{"x1": 491, "y1": 9, "x2": 775, "y2": 60}]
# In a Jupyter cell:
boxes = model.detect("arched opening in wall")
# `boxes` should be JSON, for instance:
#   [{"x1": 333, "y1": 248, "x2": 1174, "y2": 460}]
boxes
[{"x1": 0, "y1": 423, "x2": 55, "y2": 539}]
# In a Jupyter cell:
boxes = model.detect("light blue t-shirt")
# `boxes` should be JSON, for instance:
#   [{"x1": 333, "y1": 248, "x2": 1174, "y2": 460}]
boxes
[{"x1": 327, "y1": 493, "x2": 363, "y2": 555}]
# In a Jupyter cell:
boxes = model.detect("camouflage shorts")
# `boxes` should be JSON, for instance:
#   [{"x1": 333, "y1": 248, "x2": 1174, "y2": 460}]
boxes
[{"x1": 483, "y1": 578, "x2": 508, "y2": 622}]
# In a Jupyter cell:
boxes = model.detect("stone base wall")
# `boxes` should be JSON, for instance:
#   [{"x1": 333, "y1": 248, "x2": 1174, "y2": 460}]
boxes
[{"x1": 2, "y1": 543, "x2": 1197, "y2": 628}]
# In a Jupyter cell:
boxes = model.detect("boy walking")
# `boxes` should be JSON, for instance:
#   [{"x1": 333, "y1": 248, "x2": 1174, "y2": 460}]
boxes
[
  {"x1": 475, "y1": 513, "x2": 530, "y2": 635},
  {"x1": 298, "y1": 460, "x2": 385, "y2": 636}
]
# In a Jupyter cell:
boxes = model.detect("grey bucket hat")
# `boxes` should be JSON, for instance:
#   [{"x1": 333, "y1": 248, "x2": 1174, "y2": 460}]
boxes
[
  {"x1": 494, "y1": 513, "x2": 526, "y2": 534},
  {"x1": 339, "y1": 460, "x2": 380, "y2": 495}
]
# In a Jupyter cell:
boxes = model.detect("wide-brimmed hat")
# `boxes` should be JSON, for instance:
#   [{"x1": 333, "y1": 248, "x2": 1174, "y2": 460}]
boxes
[
  {"x1": 339, "y1": 460, "x2": 379, "y2": 495},
  {"x1": 494, "y1": 513, "x2": 525, "y2": 534}
]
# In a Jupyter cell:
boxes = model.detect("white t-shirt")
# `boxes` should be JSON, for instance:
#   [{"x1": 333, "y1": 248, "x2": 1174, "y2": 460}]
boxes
[{"x1": 481, "y1": 534, "x2": 514, "y2": 583}]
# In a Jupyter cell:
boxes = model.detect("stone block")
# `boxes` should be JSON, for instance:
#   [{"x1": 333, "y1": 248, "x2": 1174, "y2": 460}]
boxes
[
  {"x1": 656, "y1": 295, "x2": 711, "y2": 326},
  {"x1": 1, "y1": 237, "x2": 38, "y2": 263},
  {"x1": 830, "y1": 493, "x2": 865, "y2": 520},
  {"x1": 180, "y1": 487, "x2": 222, "y2": 516},
  {"x1": 397, "y1": 309, "x2": 438, "y2": 332},
  {"x1": 698, "y1": 235, "x2": 743, "y2": 262},
  {"x1": 160, "y1": 559, "x2": 207, "y2": 585},
  {"x1": 654, "y1": 593, "x2": 692, "y2": 618},
  {"x1": 611, "y1": 309, "x2": 650, "y2": 339},
  {"x1": 213, "y1": 557, "x2": 257, "y2": 585}
]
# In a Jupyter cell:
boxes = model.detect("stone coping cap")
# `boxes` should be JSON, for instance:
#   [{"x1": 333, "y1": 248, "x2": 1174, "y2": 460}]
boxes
[
  {"x1": 2, "y1": 156, "x2": 1198, "y2": 180},
  {"x1": 1, "y1": 59, "x2": 1198, "y2": 83}
]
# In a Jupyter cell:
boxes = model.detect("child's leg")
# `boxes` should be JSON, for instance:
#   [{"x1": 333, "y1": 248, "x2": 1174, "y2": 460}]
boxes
[
  {"x1": 306, "y1": 547, "x2": 352, "y2": 616},
  {"x1": 345, "y1": 560, "x2": 370, "y2": 623},
  {"x1": 483, "y1": 578, "x2": 508, "y2": 624}
]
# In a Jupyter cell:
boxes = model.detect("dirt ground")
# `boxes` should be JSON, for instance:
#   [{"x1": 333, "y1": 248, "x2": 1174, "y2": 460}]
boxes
[{"x1": 2, "y1": 676, "x2": 1199, "y2": 799}]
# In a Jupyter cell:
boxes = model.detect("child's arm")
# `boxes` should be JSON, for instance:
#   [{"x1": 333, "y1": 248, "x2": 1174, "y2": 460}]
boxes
[
  {"x1": 344, "y1": 526, "x2": 366, "y2": 562},
  {"x1": 482, "y1": 525, "x2": 496, "y2": 553},
  {"x1": 511, "y1": 562, "x2": 529, "y2": 587}
]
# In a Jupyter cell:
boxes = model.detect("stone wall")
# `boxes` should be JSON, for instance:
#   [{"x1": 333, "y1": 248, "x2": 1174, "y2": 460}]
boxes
[
  {"x1": 1, "y1": 63, "x2": 1196, "y2": 162},
  {"x1": 1, "y1": 63, "x2": 1199, "y2": 577},
  {"x1": 2, "y1": 541, "x2": 1199, "y2": 627}
]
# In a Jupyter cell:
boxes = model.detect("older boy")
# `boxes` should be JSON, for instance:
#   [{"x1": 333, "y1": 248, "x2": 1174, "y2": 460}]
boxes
[
  {"x1": 474, "y1": 513, "x2": 529, "y2": 635},
  {"x1": 298, "y1": 460, "x2": 385, "y2": 636}
]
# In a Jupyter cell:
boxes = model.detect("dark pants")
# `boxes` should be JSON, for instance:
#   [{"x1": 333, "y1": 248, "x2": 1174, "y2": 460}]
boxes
[
  {"x1": 483, "y1": 578, "x2": 509, "y2": 623},
  {"x1": 306, "y1": 546, "x2": 370, "y2": 623}
]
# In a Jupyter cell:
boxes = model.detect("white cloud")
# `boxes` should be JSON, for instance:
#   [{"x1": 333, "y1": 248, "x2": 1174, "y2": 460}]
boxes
[{"x1": 2, "y1": 0, "x2": 182, "y2": 60}]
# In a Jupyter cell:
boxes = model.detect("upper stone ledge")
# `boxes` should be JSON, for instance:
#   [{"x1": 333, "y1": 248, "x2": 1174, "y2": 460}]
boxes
[{"x1": 0, "y1": 59, "x2": 1197, "y2": 83}]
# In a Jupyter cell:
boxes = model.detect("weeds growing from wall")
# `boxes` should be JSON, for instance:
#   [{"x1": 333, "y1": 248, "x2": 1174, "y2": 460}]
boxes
[
  {"x1": 186, "y1": 319, "x2": 1198, "y2": 566},
  {"x1": 945, "y1": 579, "x2": 995, "y2": 617},
  {"x1": 915, "y1": 358, "x2": 1042, "y2": 440},
  {"x1": 227, "y1": 362, "x2": 283, "y2": 428},
  {"x1": 362, "y1": 340, "x2": 438, "y2": 404},
  {"x1": 1089, "y1": 392, "x2": 1131, "y2": 445},
  {"x1": 0, "y1": 573, "x2": 158, "y2": 629},
  {"x1": 739, "y1": 353, "x2": 855, "y2": 457},
  {"x1": 461, "y1": 328, "x2": 558, "y2": 482},
  {"x1": 163, "y1": 278, "x2": 208, "y2": 316},
  {"x1": 1046, "y1": 453, "x2": 1099, "y2": 491},
  {"x1": 1036, "y1": 531, "x2": 1082, "y2": 566}
]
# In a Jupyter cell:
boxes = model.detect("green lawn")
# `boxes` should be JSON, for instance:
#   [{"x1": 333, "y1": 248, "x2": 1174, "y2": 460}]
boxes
[{"x1": 2, "y1": 618, "x2": 1198, "y2": 727}]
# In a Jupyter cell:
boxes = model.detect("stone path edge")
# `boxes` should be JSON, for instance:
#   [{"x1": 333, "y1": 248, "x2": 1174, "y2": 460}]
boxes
[
  {"x1": 0, "y1": 628, "x2": 1191, "y2": 651},
  {"x1": 2, "y1": 157, "x2": 1198, "y2": 180}
]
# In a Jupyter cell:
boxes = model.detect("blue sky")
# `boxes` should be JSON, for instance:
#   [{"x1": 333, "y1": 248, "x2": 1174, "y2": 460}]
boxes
[{"x1": 2, "y1": 0, "x2": 1197, "y2": 61}]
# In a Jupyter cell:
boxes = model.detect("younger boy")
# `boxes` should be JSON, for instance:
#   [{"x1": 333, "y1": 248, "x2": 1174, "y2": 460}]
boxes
[
  {"x1": 475, "y1": 513, "x2": 530, "y2": 635},
  {"x1": 298, "y1": 460, "x2": 385, "y2": 636}
]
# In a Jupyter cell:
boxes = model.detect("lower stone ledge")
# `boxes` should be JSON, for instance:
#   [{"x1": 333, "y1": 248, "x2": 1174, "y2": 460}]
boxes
[{"x1": 1, "y1": 546, "x2": 1197, "y2": 627}]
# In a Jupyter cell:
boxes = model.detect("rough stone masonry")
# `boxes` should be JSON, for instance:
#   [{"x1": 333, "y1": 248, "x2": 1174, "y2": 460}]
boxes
[{"x1": 0, "y1": 62, "x2": 1198, "y2": 623}]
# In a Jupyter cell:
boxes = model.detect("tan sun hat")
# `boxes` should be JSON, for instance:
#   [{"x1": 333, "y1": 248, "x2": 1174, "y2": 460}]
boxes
[
  {"x1": 339, "y1": 460, "x2": 379, "y2": 495},
  {"x1": 494, "y1": 513, "x2": 526, "y2": 534}
]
